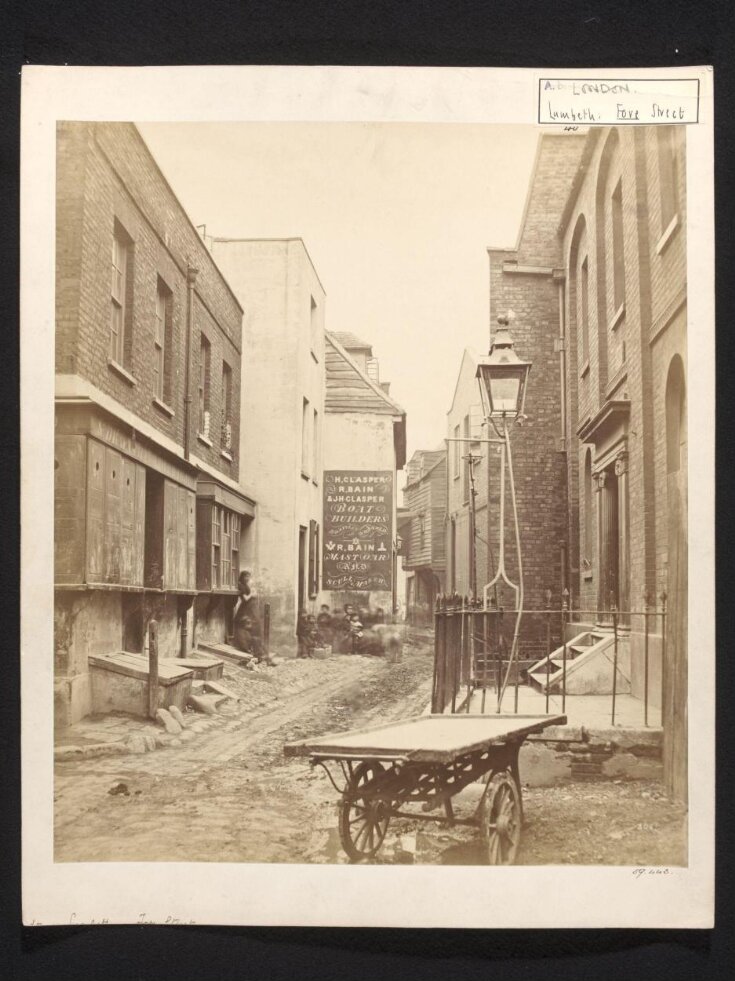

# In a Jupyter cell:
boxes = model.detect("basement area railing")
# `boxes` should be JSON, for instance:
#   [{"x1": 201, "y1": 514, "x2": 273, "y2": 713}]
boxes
[{"x1": 432, "y1": 591, "x2": 668, "y2": 726}]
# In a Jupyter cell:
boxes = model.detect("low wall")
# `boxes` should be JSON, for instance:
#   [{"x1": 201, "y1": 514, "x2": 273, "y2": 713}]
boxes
[{"x1": 520, "y1": 725, "x2": 663, "y2": 787}]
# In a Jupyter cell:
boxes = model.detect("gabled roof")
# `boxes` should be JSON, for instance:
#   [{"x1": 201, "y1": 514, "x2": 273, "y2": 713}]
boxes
[
  {"x1": 447, "y1": 348, "x2": 480, "y2": 416},
  {"x1": 330, "y1": 331, "x2": 373, "y2": 353},
  {"x1": 325, "y1": 332, "x2": 406, "y2": 417},
  {"x1": 405, "y1": 448, "x2": 447, "y2": 489}
]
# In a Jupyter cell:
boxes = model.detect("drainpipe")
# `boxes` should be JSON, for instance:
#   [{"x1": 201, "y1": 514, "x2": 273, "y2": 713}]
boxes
[
  {"x1": 556, "y1": 272, "x2": 571, "y2": 607},
  {"x1": 183, "y1": 265, "x2": 199, "y2": 461},
  {"x1": 556, "y1": 273, "x2": 567, "y2": 447}
]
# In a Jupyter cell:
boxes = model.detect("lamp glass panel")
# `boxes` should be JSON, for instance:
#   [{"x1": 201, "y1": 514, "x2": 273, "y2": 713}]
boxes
[
  {"x1": 490, "y1": 374, "x2": 521, "y2": 414},
  {"x1": 477, "y1": 371, "x2": 492, "y2": 418}
]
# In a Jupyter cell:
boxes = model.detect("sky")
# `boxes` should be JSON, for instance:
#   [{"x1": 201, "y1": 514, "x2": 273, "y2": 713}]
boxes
[{"x1": 138, "y1": 121, "x2": 539, "y2": 462}]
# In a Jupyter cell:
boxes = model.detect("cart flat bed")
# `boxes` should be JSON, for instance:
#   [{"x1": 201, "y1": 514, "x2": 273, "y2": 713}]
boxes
[
  {"x1": 284, "y1": 713, "x2": 566, "y2": 764},
  {"x1": 284, "y1": 712, "x2": 566, "y2": 864}
]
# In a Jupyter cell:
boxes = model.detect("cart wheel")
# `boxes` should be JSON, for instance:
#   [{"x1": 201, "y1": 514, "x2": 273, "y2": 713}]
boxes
[
  {"x1": 339, "y1": 761, "x2": 391, "y2": 863},
  {"x1": 482, "y1": 770, "x2": 522, "y2": 865}
]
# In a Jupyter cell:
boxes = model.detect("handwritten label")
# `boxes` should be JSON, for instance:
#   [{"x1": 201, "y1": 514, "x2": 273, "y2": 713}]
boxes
[
  {"x1": 539, "y1": 78, "x2": 700, "y2": 125},
  {"x1": 632, "y1": 867, "x2": 672, "y2": 879},
  {"x1": 322, "y1": 470, "x2": 393, "y2": 591}
]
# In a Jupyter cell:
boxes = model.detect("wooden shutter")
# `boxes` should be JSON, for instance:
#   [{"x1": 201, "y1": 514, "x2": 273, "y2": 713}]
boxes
[
  {"x1": 119, "y1": 456, "x2": 136, "y2": 584},
  {"x1": 177, "y1": 484, "x2": 188, "y2": 589},
  {"x1": 163, "y1": 479, "x2": 177, "y2": 589},
  {"x1": 308, "y1": 519, "x2": 317, "y2": 597},
  {"x1": 134, "y1": 464, "x2": 146, "y2": 585},
  {"x1": 186, "y1": 490, "x2": 196, "y2": 590},
  {"x1": 196, "y1": 498, "x2": 212, "y2": 591},
  {"x1": 86, "y1": 440, "x2": 106, "y2": 582},
  {"x1": 104, "y1": 448, "x2": 122, "y2": 583},
  {"x1": 55, "y1": 435, "x2": 87, "y2": 584}
]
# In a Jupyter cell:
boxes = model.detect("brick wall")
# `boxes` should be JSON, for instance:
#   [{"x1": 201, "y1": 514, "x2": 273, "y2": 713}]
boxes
[
  {"x1": 486, "y1": 135, "x2": 584, "y2": 649},
  {"x1": 55, "y1": 122, "x2": 243, "y2": 484},
  {"x1": 561, "y1": 126, "x2": 686, "y2": 624}
]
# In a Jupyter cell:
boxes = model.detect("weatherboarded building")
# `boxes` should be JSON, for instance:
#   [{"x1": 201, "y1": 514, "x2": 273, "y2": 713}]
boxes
[{"x1": 401, "y1": 448, "x2": 447, "y2": 623}]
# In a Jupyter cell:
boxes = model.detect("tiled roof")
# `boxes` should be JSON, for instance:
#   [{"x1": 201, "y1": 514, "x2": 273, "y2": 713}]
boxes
[
  {"x1": 325, "y1": 332, "x2": 406, "y2": 416},
  {"x1": 329, "y1": 331, "x2": 373, "y2": 353}
]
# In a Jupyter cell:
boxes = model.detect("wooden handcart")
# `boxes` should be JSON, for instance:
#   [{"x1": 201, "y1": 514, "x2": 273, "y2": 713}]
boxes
[{"x1": 284, "y1": 712, "x2": 566, "y2": 864}]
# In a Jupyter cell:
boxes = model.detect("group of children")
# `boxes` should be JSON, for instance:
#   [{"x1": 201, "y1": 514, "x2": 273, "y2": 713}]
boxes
[{"x1": 296, "y1": 603, "x2": 386, "y2": 659}]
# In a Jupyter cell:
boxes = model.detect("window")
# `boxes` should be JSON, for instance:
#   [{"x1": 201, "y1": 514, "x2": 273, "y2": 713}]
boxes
[
  {"x1": 462, "y1": 414, "x2": 471, "y2": 502},
  {"x1": 666, "y1": 356, "x2": 687, "y2": 475},
  {"x1": 211, "y1": 504, "x2": 221, "y2": 588},
  {"x1": 419, "y1": 512, "x2": 426, "y2": 548},
  {"x1": 110, "y1": 223, "x2": 131, "y2": 366},
  {"x1": 301, "y1": 398, "x2": 310, "y2": 476},
  {"x1": 312, "y1": 407, "x2": 319, "y2": 481},
  {"x1": 221, "y1": 361, "x2": 233, "y2": 451},
  {"x1": 154, "y1": 278, "x2": 172, "y2": 404},
  {"x1": 310, "y1": 296, "x2": 319, "y2": 360},
  {"x1": 658, "y1": 127, "x2": 680, "y2": 233},
  {"x1": 580, "y1": 256, "x2": 590, "y2": 364},
  {"x1": 198, "y1": 335, "x2": 211, "y2": 437},
  {"x1": 583, "y1": 450, "x2": 593, "y2": 578},
  {"x1": 611, "y1": 179, "x2": 625, "y2": 312},
  {"x1": 210, "y1": 504, "x2": 240, "y2": 590},
  {"x1": 453, "y1": 424, "x2": 460, "y2": 478}
]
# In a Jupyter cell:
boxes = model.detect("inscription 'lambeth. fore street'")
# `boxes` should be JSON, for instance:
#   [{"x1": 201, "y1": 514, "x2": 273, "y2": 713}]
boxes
[{"x1": 540, "y1": 77, "x2": 699, "y2": 125}]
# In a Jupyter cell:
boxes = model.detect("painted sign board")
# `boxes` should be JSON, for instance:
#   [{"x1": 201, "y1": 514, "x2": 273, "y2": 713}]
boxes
[{"x1": 322, "y1": 470, "x2": 393, "y2": 591}]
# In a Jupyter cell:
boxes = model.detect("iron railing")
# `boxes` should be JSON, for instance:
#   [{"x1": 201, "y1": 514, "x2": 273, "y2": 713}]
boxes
[{"x1": 432, "y1": 590, "x2": 668, "y2": 725}]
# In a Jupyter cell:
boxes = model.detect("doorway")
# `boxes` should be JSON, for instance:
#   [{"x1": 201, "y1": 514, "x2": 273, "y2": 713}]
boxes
[{"x1": 596, "y1": 467, "x2": 619, "y2": 622}]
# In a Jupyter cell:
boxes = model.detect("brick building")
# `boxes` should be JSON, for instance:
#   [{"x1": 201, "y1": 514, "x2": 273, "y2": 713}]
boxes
[
  {"x1": 54, "y1": 123, "x2": 255, "y2": 725},
  {"x1": 485, "y1": 134, "x2": 587, "y2": 657},
  {"x1": 493, "y1": 127, "x2": 688, "y2": 800},
  {"x1": 402, "y1": 448, "x2": 447, "y2": 623},
  {"x1": 558, "y1": 126, "x2": 687, "y2": 800},
  {"x1": 208, "y1": 238, "x2": 326, "y2": 656}
]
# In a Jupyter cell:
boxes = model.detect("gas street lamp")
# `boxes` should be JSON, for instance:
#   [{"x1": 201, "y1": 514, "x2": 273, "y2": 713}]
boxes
[
  {"x1": 475, "y1": 312, "x2": 532, "y2": 428},
  {"x1": 475, "y1": 312, "x2": 532, "y2": 711}
]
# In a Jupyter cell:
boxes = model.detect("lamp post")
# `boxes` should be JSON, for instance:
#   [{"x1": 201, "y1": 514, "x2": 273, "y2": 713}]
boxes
[{"x1": 475, "y1": 312, "x2": 532, "y2": 711}]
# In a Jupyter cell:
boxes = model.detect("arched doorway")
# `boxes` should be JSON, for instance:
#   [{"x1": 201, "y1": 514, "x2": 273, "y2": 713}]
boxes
[{"x1": 663, "y1": 355, "x2": 687, "y2": 802}]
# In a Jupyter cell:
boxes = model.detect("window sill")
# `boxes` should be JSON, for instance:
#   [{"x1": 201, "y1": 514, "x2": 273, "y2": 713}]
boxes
[
  {"x1": 108, "y1": 359, "x2": 137, "y2": 386},
  {"x1": 580, "y1": 358, "x2": 590, "y2": 379},
  {"x1": 656, "y1": 213, "x2": 680, "y2": 256},
  {"x1": 197, "y1": 432, "x2": 213, "y2": 448},
  {"x1": 606, "y1": 364, "x2": 628, "y2": 399},
  {"x1": 220, "y1": 449, "x2": 233, "y2": 462},
  {"x1": 152, "y1": 397, "x2": 174, "y2": 418},
  {"x1": 610, "y1": 302, "x2": 626, "y2": 332}
]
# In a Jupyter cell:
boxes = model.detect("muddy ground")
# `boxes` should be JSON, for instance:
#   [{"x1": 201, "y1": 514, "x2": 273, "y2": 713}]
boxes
[{"x1": 55, "y1": 629, "x2": 687, "y2": 866}]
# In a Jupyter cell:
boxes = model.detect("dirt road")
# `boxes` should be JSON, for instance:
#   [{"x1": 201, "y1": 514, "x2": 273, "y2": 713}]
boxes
[{"x1": 54, "y1": 628, "x2": 686, "y2": 866}]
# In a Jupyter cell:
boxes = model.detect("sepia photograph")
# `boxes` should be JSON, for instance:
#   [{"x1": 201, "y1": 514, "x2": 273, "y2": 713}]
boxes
[{"x1": 21, "y1": 65, "x2": 714, "y2": 927}]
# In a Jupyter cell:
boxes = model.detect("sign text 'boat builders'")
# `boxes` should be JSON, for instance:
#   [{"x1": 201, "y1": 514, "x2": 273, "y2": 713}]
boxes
[{"x1": 322, "y1": 471, "x2": 394, "y2": 591}]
